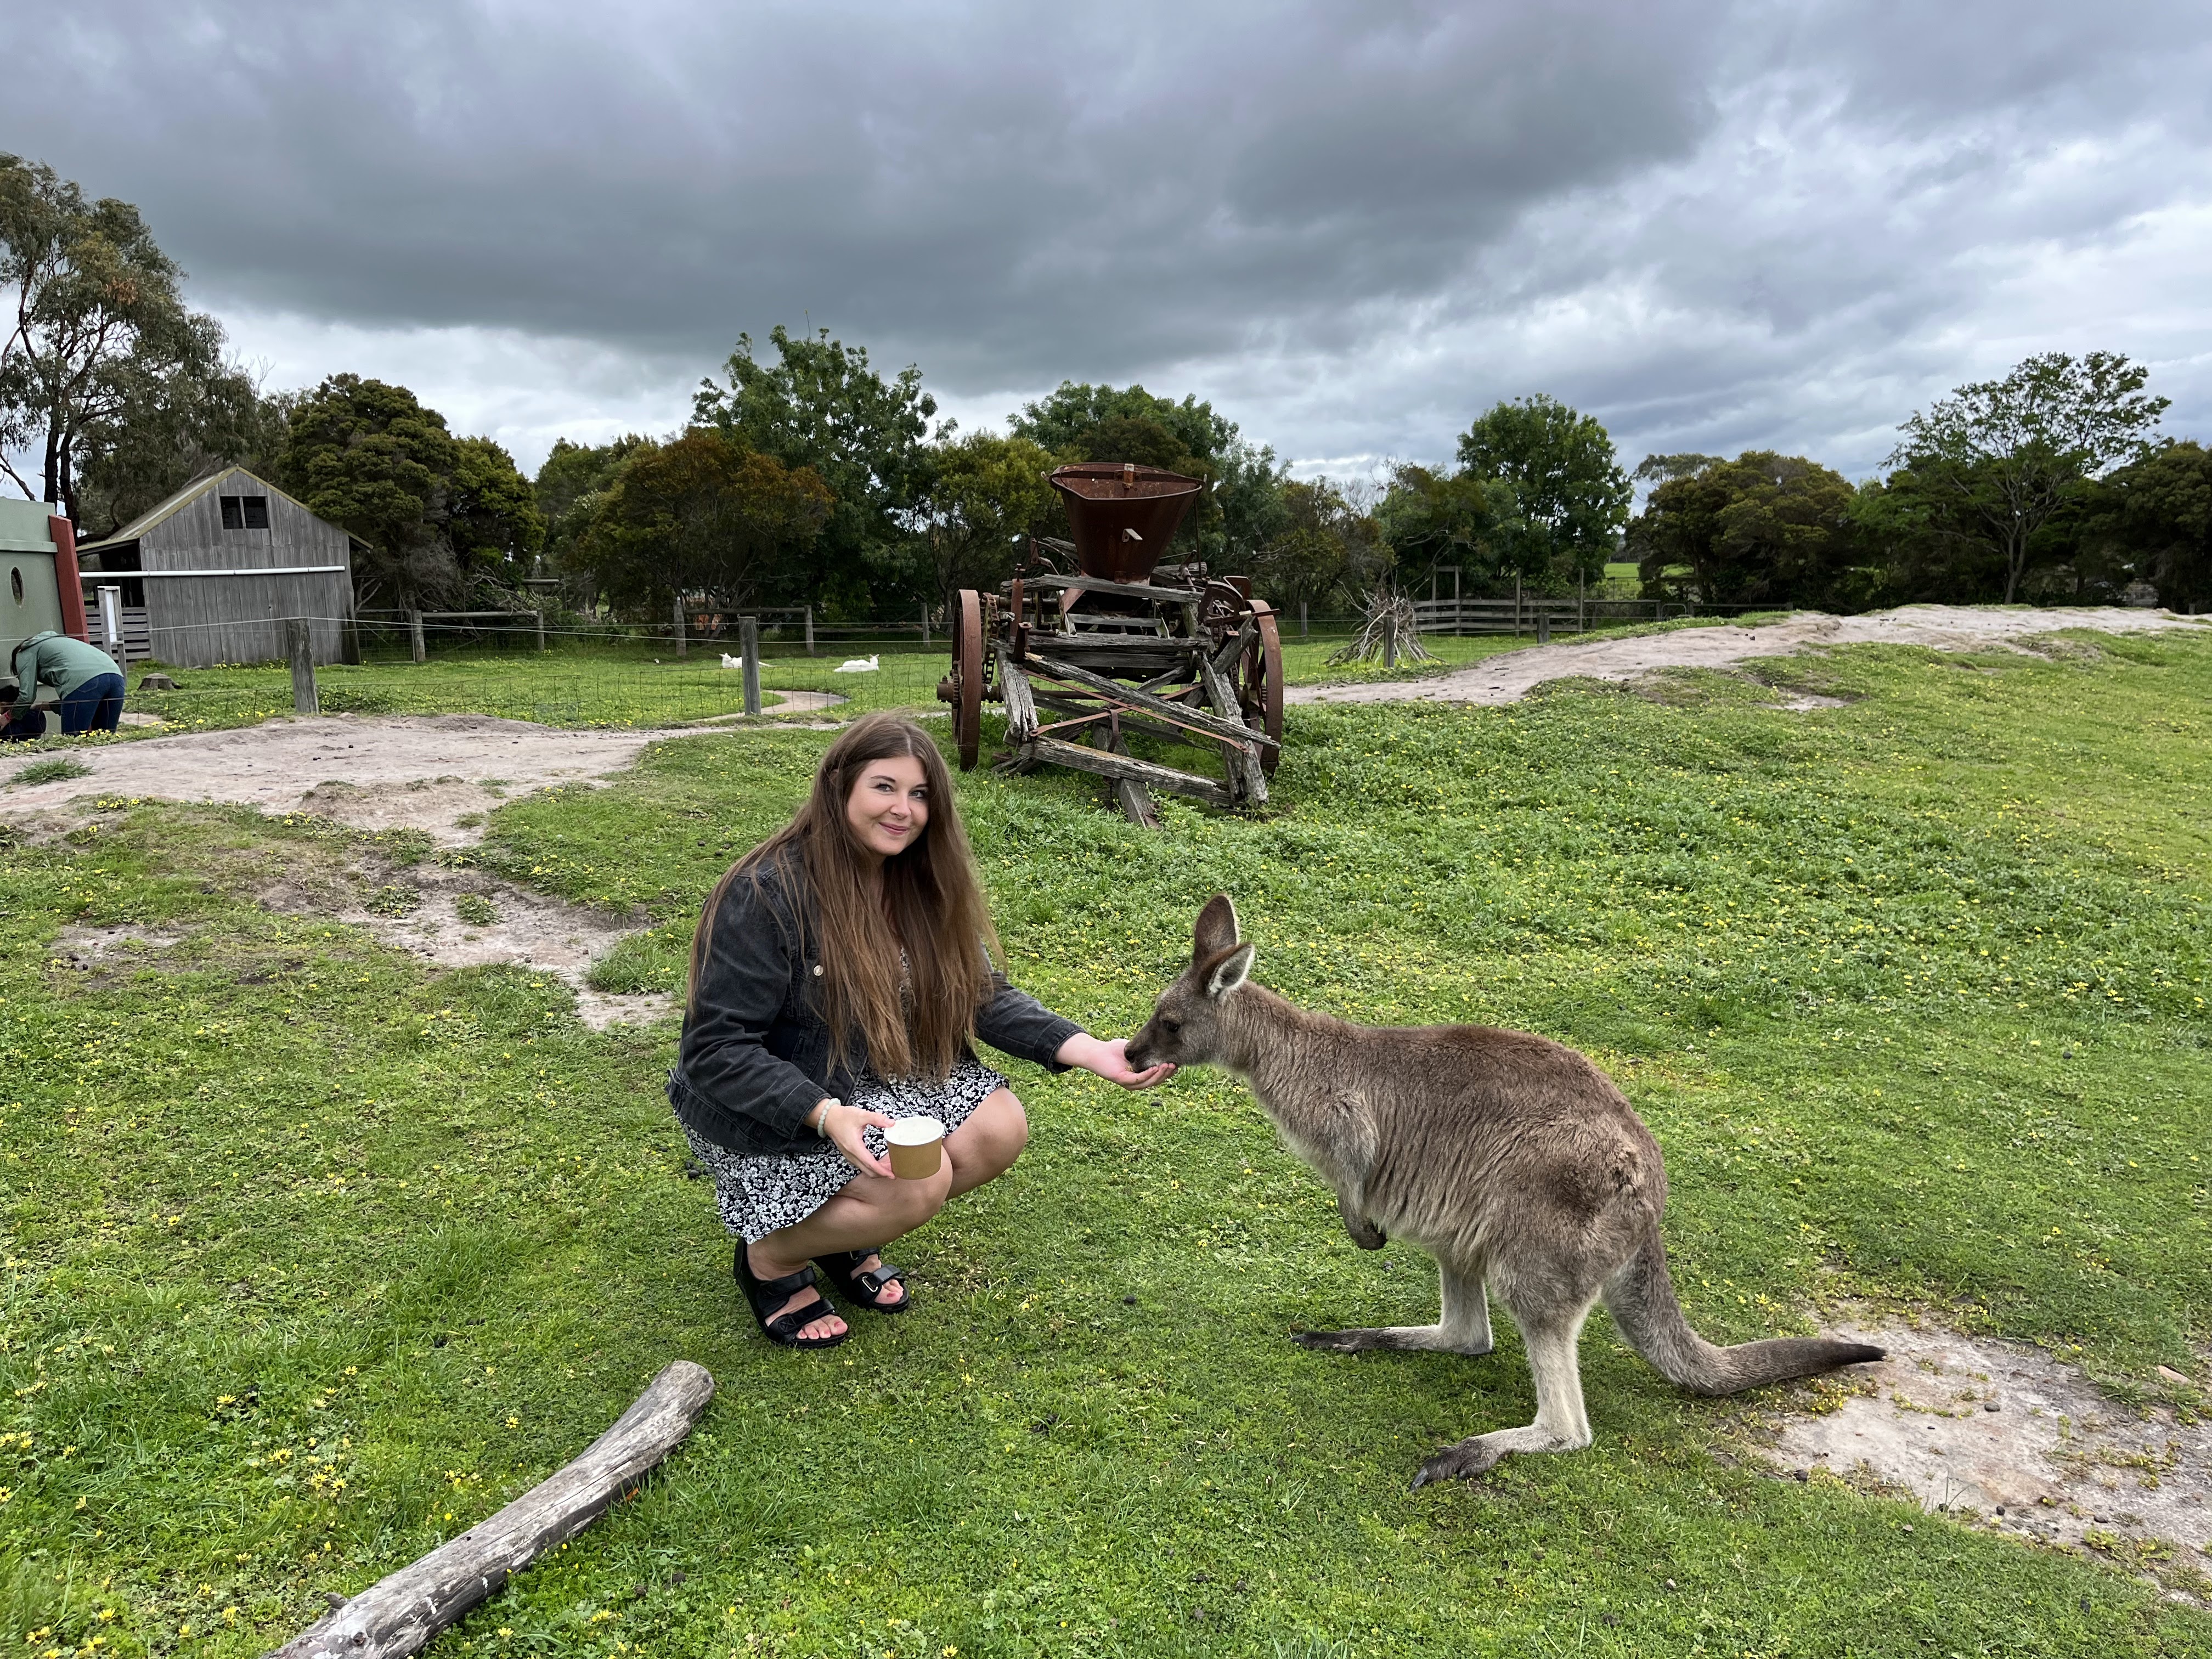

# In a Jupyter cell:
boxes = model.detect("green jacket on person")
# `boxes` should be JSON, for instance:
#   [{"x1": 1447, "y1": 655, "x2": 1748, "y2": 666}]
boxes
[{"x1": 8, "y1": 631, "x2": 122, "y2": 704}]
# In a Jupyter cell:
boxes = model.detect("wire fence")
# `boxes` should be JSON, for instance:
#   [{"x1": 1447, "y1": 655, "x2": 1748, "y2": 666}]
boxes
[{"x1": 61, "y1": 596, "x2": 1794, "y2": 740}]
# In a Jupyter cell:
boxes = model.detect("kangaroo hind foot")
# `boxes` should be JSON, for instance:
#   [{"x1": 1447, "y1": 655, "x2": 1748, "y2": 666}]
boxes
[
  {"x1": 1294, "y1": 1324, "x2": 1469, "y2": 1354},
  {"x1": 1412, "y1": 1421, "x2": 1591, "y2": 1487},
  {"x1": 1296, "y1": 1266, "x2": 1494, "y2": 1358},
  {"x1": 1410, "y1": 1308, "x2": 1593, "y2": 1487}
]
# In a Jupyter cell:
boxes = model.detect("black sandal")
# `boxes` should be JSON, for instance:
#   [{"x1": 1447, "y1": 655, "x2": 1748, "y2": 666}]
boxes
[
  {"x1": 734, "y1": 1246, "x2": 848, "y2": 1349},
  {"x1": 814, "y1": 1250, "x2": 911, "y2": 1314}
]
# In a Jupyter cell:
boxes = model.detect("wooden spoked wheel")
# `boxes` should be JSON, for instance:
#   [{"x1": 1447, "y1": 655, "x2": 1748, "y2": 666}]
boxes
[
  {"x1": 1242, "y1": 604, "x2": 1285, "y2": 776},
  {"x1": 953, "y1": 588, "x2": 984, "y2": 770}
]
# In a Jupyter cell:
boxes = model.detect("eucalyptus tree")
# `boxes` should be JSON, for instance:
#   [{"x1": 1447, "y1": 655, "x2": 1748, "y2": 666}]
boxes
[
  {"x1": 1888, "y1": 352, "x2": 2168, "y2": 603},
  {"x1": 1454, "y1": 394, "x2": 1631, "y2": 585},
  {"x1": 573, "y1": 428, "x2": 832, "y2": 616},
  {"x1": 693, "y1": 326, "x2": 936, "y2": 612},
  {"x1": 1627, "y1": 452, "x2": 1860, "y2": 608},
  {"x1": 919, "y1": 431, "x2": 1061, "y2": 605},
  {"x1": 0, "y1": 154, "x2": 223, "y2": 524},
  {"x1": 2095, "y1": 439, "x2": 2212, "y2": 613},
  {"x1": 280, "y1": 375, "x2": 543, "y2": 610}
]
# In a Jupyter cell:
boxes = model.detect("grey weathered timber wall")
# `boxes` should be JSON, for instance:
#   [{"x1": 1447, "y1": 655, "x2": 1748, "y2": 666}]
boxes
[{"x1": 133, "y1": 471, "x2": 355, "y2": 667}]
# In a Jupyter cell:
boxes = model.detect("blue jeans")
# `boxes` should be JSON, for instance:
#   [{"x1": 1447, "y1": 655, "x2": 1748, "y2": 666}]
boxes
[{"x1": 59, "y1": 673, "x2": 125, "y2": 735}]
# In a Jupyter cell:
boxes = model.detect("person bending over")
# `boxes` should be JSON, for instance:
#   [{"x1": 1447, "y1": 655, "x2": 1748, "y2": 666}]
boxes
[
  {"x1": 8, "y1": 632, "x2": 123, "y2": 735},
  {"x1": 668, "y1": 712, "x2": 1171, "y2": 1349}
]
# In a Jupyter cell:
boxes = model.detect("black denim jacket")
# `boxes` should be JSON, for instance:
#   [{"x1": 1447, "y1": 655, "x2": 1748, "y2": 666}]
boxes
[{"x1": 668, "y1": 847, "x2": 1085, "y2": 1156}]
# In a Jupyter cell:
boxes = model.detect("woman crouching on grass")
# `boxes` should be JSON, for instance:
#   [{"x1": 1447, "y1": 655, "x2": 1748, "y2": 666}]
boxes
[{"x1": 669, "y1": 712, "x2": 1170, "y2": 1349}]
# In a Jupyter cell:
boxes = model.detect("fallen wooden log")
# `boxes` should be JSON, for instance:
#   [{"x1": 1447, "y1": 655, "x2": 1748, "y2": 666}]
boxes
[{"x1": 263, "y1": 1360, "x2": 715, "y2": 1659}]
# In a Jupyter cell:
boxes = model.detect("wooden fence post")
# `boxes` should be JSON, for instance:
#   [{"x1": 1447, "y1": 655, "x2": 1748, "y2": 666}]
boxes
[
  {"x1": 740, "y1": 616, "x2": 761, "y2": 716},
  {"x1": 1578, "y1": 570, "x2": 1586, "y2": 633},
  {"x1": 672, "y1": 594, "x2": 687, "y2": 658},
  {"x1": 534, "y1": 609, "x2": 546, "y2": 652},
  {"x1": 920, "y1": 603, "x2": 931, "y2": 646},
  {"x1": 286, "y1": 620, "x2": 319, "y2": 714},
  {"x1": 1299, "y1": 601, "x2": 1308, "y2": 640},
  {"x1": 1537, "y1": 607, "x2": 1550, "y2": 644},
  {"x1": 804, "y1": 605, "x2": 815, "y2": 657},
  {"x1": 1514, "y1": 576, "x2": 1522, "y2": 638},
  {"x1": 409, "y1": 609, "x2": 426, "y2": 664}
]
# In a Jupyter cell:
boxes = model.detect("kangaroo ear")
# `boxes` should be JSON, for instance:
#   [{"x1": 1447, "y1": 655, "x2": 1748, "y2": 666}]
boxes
[
  {"x1": 1193, "y1": 893, "x2": 1240, "y2": 961},
  {"x1": 1204, "y1": 941, "x2": 1255, "y2": 1000}
]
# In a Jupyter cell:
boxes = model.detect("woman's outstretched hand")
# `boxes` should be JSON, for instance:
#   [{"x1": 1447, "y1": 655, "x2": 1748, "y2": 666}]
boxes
[
  {"x1": 819, "y1": 1102, "x2": 896, "y2": 1177},
  {"x1": 1057, "y1": 1033, "x2": 1175, "y2": 1090}
]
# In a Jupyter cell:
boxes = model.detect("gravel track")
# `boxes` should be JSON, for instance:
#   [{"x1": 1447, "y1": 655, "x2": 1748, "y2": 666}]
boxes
[{"x1": 1290, "y1": 605, "x2": 2210, "y2": 708}]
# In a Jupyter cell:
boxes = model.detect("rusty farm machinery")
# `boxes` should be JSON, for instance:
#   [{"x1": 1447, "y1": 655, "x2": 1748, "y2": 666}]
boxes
[{"x1": 938, "y1": 462, "x2": 1284, "y2": 826}]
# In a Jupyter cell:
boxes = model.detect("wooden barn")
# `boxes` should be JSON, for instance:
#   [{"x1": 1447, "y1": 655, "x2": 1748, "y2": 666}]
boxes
[{"x1": 74, "y1": 467, "x2": 362, "y2": 668}]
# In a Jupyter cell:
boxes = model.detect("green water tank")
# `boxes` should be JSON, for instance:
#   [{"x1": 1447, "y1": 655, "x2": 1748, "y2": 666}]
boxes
[{"x1": 0, "y1": 500, "x2": 68, "y2": 675}]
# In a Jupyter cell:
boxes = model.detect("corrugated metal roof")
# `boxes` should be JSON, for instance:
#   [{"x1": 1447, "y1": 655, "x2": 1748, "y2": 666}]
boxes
[{"x1": 76, "y1": 466, "x2": 335, "y2": 552}]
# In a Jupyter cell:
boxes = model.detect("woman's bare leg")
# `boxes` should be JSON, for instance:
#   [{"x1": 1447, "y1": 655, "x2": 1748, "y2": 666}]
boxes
[
  {"x1": 945, "y1": 1089, "x2": 1028, "y2": 1197},
  {"x1": 749, "y1": 1162, "x2": 952, "y2": 1338}
]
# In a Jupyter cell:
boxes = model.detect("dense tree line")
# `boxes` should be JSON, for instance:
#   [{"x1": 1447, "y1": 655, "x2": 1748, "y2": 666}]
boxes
[
  {"x1": 8, "y1": 156, "x2": 2205, "y2": 627},
  {"x1": 1630, "y1": 353, "x2": 2194, "y2": 612},
  {"x1": 540, "y1": 346, "x2": 2200, "y2": 625}
]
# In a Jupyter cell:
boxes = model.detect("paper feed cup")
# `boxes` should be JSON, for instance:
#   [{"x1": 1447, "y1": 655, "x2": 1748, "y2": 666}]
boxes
[{"x1": 884, "y1": 1115, "x2": 946, "y2": 1180}]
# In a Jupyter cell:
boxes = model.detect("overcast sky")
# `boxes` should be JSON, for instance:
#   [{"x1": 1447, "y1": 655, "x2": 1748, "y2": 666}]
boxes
[{"x1": 12, "y1": 0, "x2": 2212, "y2": 482}]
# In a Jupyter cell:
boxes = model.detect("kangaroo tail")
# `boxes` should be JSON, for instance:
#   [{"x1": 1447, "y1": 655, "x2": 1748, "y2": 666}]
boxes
[{"x1": 1603, "y1": 1225, "x2": 1884, "y2": 1396}]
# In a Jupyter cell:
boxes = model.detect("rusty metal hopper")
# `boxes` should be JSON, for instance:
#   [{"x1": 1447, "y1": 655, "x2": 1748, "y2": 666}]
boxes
[{"x1": 1048, "y1": 462, "x2": 1204, "y2": 584}]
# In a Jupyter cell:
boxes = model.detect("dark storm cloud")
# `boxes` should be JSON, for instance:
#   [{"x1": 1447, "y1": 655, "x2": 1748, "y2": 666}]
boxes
[
  {"x1": 9, "y1": 0, "x2": 2212, "y2": 472},
  {"x1": 15, "y1": 2, "x2": 1718, "y2": 373}
]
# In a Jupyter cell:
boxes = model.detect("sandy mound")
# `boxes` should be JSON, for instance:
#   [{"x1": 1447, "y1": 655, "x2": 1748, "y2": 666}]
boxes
[
  {"x1": 1762, "y1": 1314, "x2": 2209, "y2": 1590},
  {"x1": 1293, "y1": 605, "x2": 2212, "y2": 708},
  {"x1": 52, "y1": 857, "x2": 673, "y2": 1030}
]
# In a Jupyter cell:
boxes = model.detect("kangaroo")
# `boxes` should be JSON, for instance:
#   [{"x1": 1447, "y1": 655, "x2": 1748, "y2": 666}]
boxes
[{"x1": 1124, "y1": 894, "x2": 1884, "y2": 1488}]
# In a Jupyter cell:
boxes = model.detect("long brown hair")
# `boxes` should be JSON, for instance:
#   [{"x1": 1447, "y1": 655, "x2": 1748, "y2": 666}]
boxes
[{"x1": 688, "y1": 712, "x2": 999, "y2": 1080}]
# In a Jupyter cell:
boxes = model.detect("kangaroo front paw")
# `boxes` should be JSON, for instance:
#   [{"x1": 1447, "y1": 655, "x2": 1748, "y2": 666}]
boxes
[{"x1": 1410, "y1": 1436, "x2": 1506, "y2": 1488}]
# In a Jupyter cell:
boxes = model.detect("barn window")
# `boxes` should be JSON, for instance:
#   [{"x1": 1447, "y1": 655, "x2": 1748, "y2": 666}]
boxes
[
  {"x1": 242, "y1": 496, "x2": 270, "y2": 529},
  {"x1": 221, "y1": 496, "x2": 244, "y2": 529}
]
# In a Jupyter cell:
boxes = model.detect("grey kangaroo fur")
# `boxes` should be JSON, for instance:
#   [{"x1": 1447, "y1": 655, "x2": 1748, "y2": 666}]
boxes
[{"x1": 1125, "y1": 894, "x2": 1884, "y2": 1488}]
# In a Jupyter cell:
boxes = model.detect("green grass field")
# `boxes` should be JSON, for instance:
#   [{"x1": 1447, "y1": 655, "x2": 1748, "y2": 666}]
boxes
[{"x1": 3, "y1": 630, "x2": 2209, "y2": 1655}]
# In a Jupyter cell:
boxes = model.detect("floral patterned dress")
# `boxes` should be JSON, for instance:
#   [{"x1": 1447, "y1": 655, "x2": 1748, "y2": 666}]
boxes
[{"x1": 683, "y1": 1054, "x2": 1007, "y2": 1242}]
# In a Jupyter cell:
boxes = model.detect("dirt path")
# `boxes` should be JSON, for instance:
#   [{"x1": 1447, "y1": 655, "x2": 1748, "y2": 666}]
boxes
[
  {"x1": 1, "y1": 692, "x2": 846, "y2": 844},
  {"x1": 5, "y1": 697, "x2": 847, "y2": 1026},
  {"x1": 1290, "y1": 605, "x2": 2211, "y2": 708}
]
